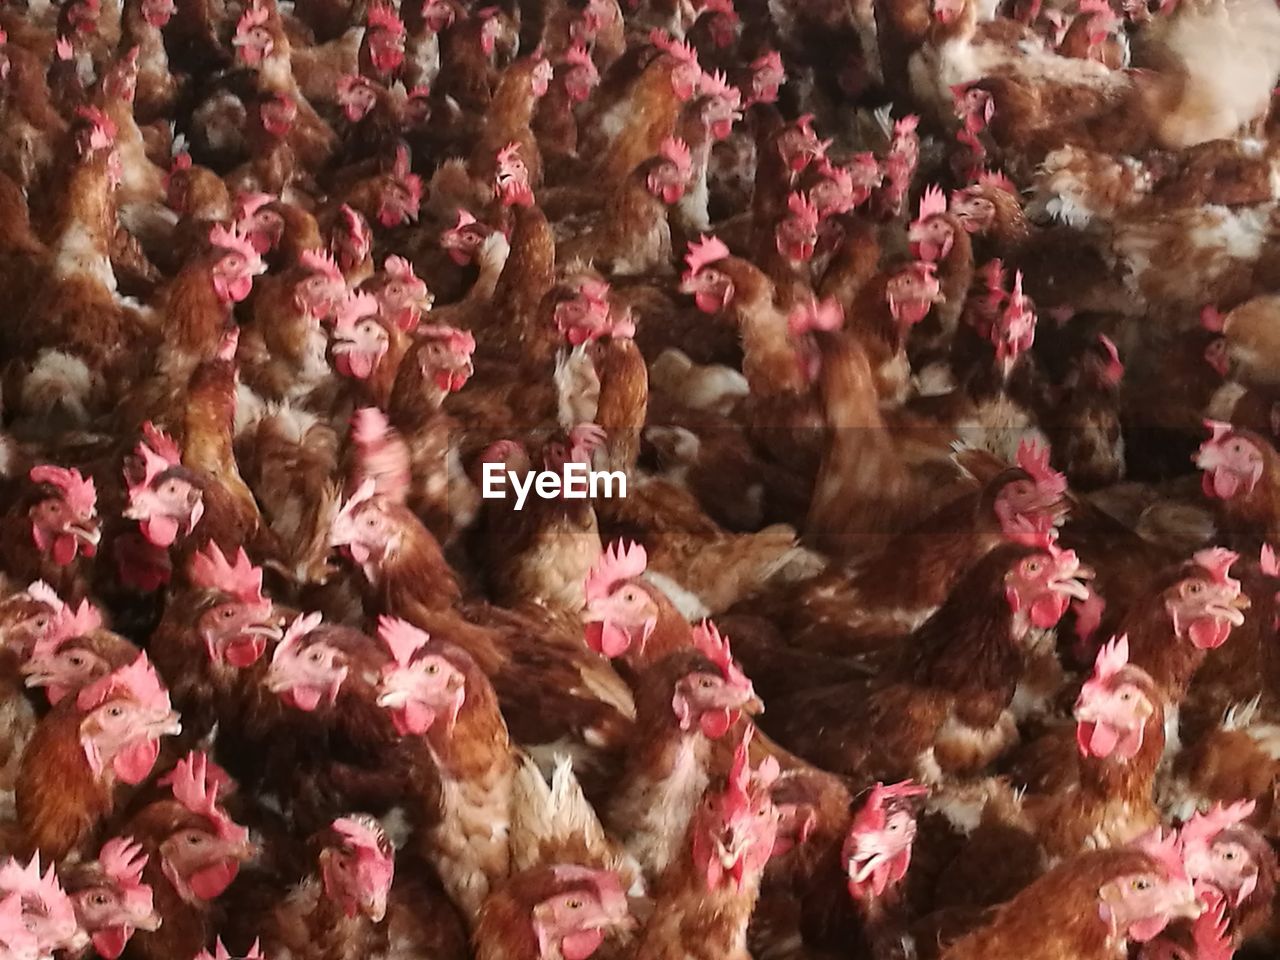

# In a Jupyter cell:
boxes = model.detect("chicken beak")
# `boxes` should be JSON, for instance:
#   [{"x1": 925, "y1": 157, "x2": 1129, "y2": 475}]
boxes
[
  {"x1": 67, "y1": 521, "x2": 102, "y2": 546},
  {"x1": 1053, "y1": 577, "x2": 1093, "y2": 602},
  {"x1": 244, "y1": 622, "x2": 284, "y2": 640}
]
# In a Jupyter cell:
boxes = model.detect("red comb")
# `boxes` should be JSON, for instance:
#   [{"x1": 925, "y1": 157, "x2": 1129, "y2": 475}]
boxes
[
  {"x1": 584, "y1": 541, "x2": 648, "y2": 603},
  {"x1": 188, "y1": 542, "x2": 266, "y2": 605},
  {"x1": 29, "y1": 465, "x2": 97, "y2": 517},
  {"x1": 684, "y1": 235, "x2": 730, "y2": 275},
  {"x1": 1192, "y1": 547, "x2": 1240, "y2": 586},
  {"x1": 377, "y1": 615, "x2": 430, "y2": 666}
]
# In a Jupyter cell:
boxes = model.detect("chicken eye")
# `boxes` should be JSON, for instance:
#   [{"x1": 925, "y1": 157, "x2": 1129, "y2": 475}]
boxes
[
  {"x1": 1119, "y1": 691, "x2": 1132, "y2": 701},
  {"x1": 1221, "y1": 850, "x2": 1238, "y2": 861},
  {"x1": 107, "y1": 705, "x2": 124, "y2": 718},
  {"x1": 699, "y1": 677, "x2": 715, "y2": 689},
  {"x1": 1024, "y1": 560, "x2": 1042, "y2": 575},
  {"x1": 220, "y1": 607, "x2": 237, "y2": 619},
  {"x1": 1187, "y1": 582, "x2": 1204, "y2": 595},
  {"x1": 425, "y1": 663, "x2": 440, "y2": 675},
  {"x1": 92, "y1": 894, "x2": 109, "y2": 906},
  {"x1": 565, "y1": 899, "x2": 583, "y2": 910},
  {"x1": 187, "y1": 834, "x2": 205, "y2": 846},
  {"x1": 68, "y1": 654, "x2": 85, "y2": 667},
  {"x1": 308, "y1": 649, "x2": 324, "y2": 663},
  {"x1": 1132, "y1": 878, "x2": 1152, "y2": 891}
]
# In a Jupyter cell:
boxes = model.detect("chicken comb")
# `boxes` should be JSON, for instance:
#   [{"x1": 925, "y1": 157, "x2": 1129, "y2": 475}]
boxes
[
  {"x1": 235, "y1": 191, "x2": 274, "y2": 221},
  {"x1": 660, "y1": 136, "x2": 692, "y2": 177},
  {"x1": 1014, "y1": 439, "x2": 1067, "y2": 496},
  {"x1": 692, "y1": 620, "x2": 754, "y2": 692},
  {"x1": 377, "y1": 616, "x2": 430, "y2": 667},
  {"x1": 338, "y1": 204, "x2": 372, "y2": 252},
  {"x1": 300, "y1": 247, "x2": 343, "y2": 283},
  {"x1": 1192, "y1": 547, "x2": 1240, "y2": 587},
  {"x1": 725, "y1": 728, "x2": 780, "y2": 814},
  {"x1": 785, "y1": 191, "x2": 819, "y2": 229},
  {"x1": 163, "y1": 751, "x2": 249, "y2": 843},
  {"x1": 0, "y1": 855, "x2": 76, "y2": 933},
  {"x1": 331, "y1": 478, "x2": 378, "y2": 547},
  {"x1": 1261, "y1": 543, "x2": 1279, "y2": 578},
  {"x1": 1202, "y1": 419, "x2": 1234, "y2": 445},
  {"x1": 237, "y1": 0, "x2": 270, "y2": 31},
  {"x1": 0, "y1": 891, "x2": 35, "y2": 960},
  {"x1": 366, "y1": 2, "x2": 405, "y2": 34},
  {"x1": 33, "y1": 598, "x2": 104, "y2": 659},
  {"x1": 495, "y1": 141, "x2": 523, "y2": 169},
  {"x1": 1134, "y1": 829, "x2": 1189, "y2": 882},
  {"x1": 1097, "y1": 333, "x2": 1122, "y2": 366},
  {"x1": 132, "y1": 422, "x2": 182, "y2": 494},
  {"x1": 699, "y1": 68, "x2": 741, "y2": 106},
  {"x1": 196, "y1": 937, "x2": 263, "y2": 960},
  {"x1": 97, "y1": 836, "x2": 149, "y2": 888},
  {"x1": 208, "y1": 223, "x2": 263, "y2": 267},
  {"x1": 916, "y1": 184, "x2": 948, "y2": 222},
  {"x1": 332, "y1": 291, "x2": 380, "y2": 335},
  {"x1": 23, "y1": 580, "x2": 65, "y2": 613},
  {"x1": 549, "y1": 866, "x2": 628, "y2": 920},
  {"x1": 684, "y1": 234, "x2": 730, "y2": 275},
  {"x1": 975, "y1": 168, "x2": 1017, "y2": 195},
  {"x1": 893, "y1": 114, "x2": 920, "y2": 136},
  {"x1": 75, "y1": 106, "x2": 117, "y2": 152},
  {"x1": 1201, "y1": 305, "x2": 1226, "y2": 332},
  {"x1": 77, "y1": 651, "x2": 171, "y2": 713},
  {"x1": 383, "y1": 254, "x2": 416, "y2": 283},
  {"x1": 563, "y1": 40, "x2": 594, "y2": 70},
  {"x1": 188, "y1": 543, "x2": 266, "y2": 605},
  {"x1": 850, "y1": 779, "x2": 929, "y2": 835},
  {"x1": 1180, "y1": 800, "x2": 1257, "y2": 851},
  {"x1": 1094, "y1": 632, "x2": 1130, "y2": 679},
  {"x1": 55, "y1": 34, "x2": 73, "y2": 59},
  {"x1": 29, "y1": 465, "x2": 97, "y2": 517},
  {"x1": 272, "y1": 612, "x2": 323, "y2": 668},
  {"x1": 787, "y1": 296, "x2": 844, "y2": 337},
  {"x1": 419, "y1": 323, "x2": 477, "y2": 357},
  {"x1": 584, "y1": 540, "x2": 648, "y2": 604},
  {"x1": 333, "y1": 815, "x2": 390, "y2": 857}
]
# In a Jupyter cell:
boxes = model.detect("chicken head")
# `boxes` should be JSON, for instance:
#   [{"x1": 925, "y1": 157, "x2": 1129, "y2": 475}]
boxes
[
  {"x1": 0, "y1": 856, "x2": 83, "y2": 957},
  {"x1": 680, "y1": 235, "x2": 734, "y2": 314},
  {"x1": 124, "y1": 427, "x2": 203, "y2": 549},
  {"x1": 68, "y1": 838, "x2": 161, "y2": 960},
  {"x1": 234, "y1": 193, "x2": 284, "y2": 255},
  {"x1": 886, "y1": 261, "x2": 943, "y2": 331},
  {"x1": 775, "y1": 192, "x2": 819, "y2": 263},
  {"x1": 439, "y1": 209, "x2": 492, "y2": 266},
  {"x1": 295, "y1": 250, "x2": 348, "y2": 322},
  {"x1": 375, "y1": 255, "x2": 432, "y2": 331},
  {"x1": 1164, "y1": 548, "x2": 1248, "y2": 650},
  {"x1": 27, "y1": 465, "x2": 101, "y2": 566},
  {"x1": 691, "y1": 730, "x2": 781, "y2": 891},
  {"x1": 77, "y1": 654, "x2": 181, "y2": 785},
  {"x1": 266, "y1": 613, "x2": 349, "y2": 711},
  {"x1": 233, "y1": 1, "x2": 274, "y2": 67},
  {"x1": 22, "y1": 599, "x2": 109, "y2": 703},
  {"x1": 531, "y1": 866, "x2": 632, "y2": 960},
  {"x1": 209, "y1": 224, "x2": 267, "y2": 304},
  {"x1": 1003, "y1": 536, "x2": 1093, "y2": 633},
  {"x1": 321, "y1": 815, "x2": 395, "y2": 922},
  {"x1": 583, "y1": 541, "x2": 657, "y2": 659},
  {"x1": 646, "y1": 137, "x2": 692, "y2": 205},
  {"x1": 909, "y1": 185, "x2": 956, "y2": 262},
  {"x1": 156, "y1": 753, "x2": 256, "y2": 903},
  {"x1": 365, "y1": 4, "x2": 406, "y2": 79},
  {"x1": 1180, "y1": 801, "x2": 1262, "y2": 907},
  {"x1": 746, "y1": 50, "x2": 784, "y2": 105},
  {"x1": 1196, "y1": 422, "x2": 1267, "y2": 501},
  {"x1": 495, "y1": 143, "x2": 534, "y2": 208},
  {"x1": 1098, "y1": 832, "x2": 1201, "y2": 943},
  {"x1": 374, "y1": 617, "x2": 466, "y2": 735},
  {"x1": 842, "y1": 780, "x2": 928, "y2": 901},
  {"x1": 189, "y1": 543, "x2": 281, "y2": 668},
  {"x1": 1074, "y1": 635, "x2": 1160, "y2": 760},
  {"x1": 417, "y1": 325, "x2": 476, "y2": 393},
  {"x1": 331, "y1": 292, "x2": 387, "y2": 379},
  {"x1": 377, "y1": 146, "x2": 423, "y2": 227},
  {"x1": 776, "y1": 115, "x2": 828, "y2": 174},
  {"x1": 562, "y1": 43, "x2": 600, "y2": 103}
]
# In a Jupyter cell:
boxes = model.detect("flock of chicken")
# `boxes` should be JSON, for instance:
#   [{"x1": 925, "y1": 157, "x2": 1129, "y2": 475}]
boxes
[{"x1": 3, "y1": 0, "x2": 1280, "y2": 956}]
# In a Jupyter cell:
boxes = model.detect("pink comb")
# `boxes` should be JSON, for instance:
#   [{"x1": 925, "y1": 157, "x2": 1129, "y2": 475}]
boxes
[
  {"x1": 377, "y1": 616, "x2": 430, "y2": 666},
  {"x1": 55, "y1": 34, "x2": 73, "y2": 59},
  {"x1": 196, "y1": 938, "x2": 263, "y2": 960},
  {"x1": 849, "y1": 780, "x2": 929, "y2": 838},
  {"x1": 76, "y1": 652, "x2": 170, "y2": 714},
  {"x1": 0, "y1": 855, "x2": 76, "y2": 936},
  {"x1": 209, "y1": 223, "x2": 263, "y2": 267},
  {"x1": 916, "y1": 184, "x2": 948, "y2": 222},
  {"x1": 1193, "y1": 547, "x2": 1240, "y2": 587},
  {"x1": 1180, "y1": 800, "x2": 1256, "y2": 851},
  {"x1": 97, "y1": 836, "x2": 149, "y2": 888},
  {"x1": 32, "y1": 598, "x2": 104, "y2": 660},
  {"x1": 235, "y1": 192, "x2": 273, "y2": 220},
  {"x1": 188, "y1": 543, "x2": 266, "y2": 605},
  {"x1": 1015, "y1": 439, "x2": 1067, "y2": 496},
  {"x1": 1090, "y1": 633, "x2": 1129, "y2": 684},
  {"x1": 1134, "y1": 829, "x2": 1189, "y2": 882},
  {"x1": 75, "y1": 106, "x2": 117, "y2": 152},
  {"x1": 333, "y1": 291, "x2": 380, "y2": 335},
  {"x1": 660, "y1": 136, "x2": 692, "y2": 177},
  {"x1": 564, "y1": 40, "x2": 595, "y2": 69},
  {"x1": 383, "y1": 254, "x2": 416, "y2": 282},
  {"x1": 163, "y1": 751, "x2": 249, "y2": 843},
  {"x1": 1098, "y1": 333, "x2": 1121, "y2": 365},
  {"x1": 301, "y1": 247, "x2": 343, "y2": 283},
  {"x1": 684, "y1": 235, "x2": 730, "y2": 275},
  {"x1": 333, "y1": 816, "x2": 388, "y2": 855},
  {"x1": 418, "y1": 324, "x2": 476, "y2": 357},
  {"x1": 692, "y1": 620, "x2": 753, "y2": 692},
  {"x1": 29, "y1": 465, "x2": 97, "y2": 517},
  {"x1": 786, "y1": 191, "x2": 819, "y2": 229},
  {"x1": 271, "y1": 612, "x2": 323, "y2": 673},
  {"x1": 584, "y1": 541, "x2": 648, "y2": 603},
  {"x1": 367, "y1": 2, "x2": 405, "y2": 33},
  {"x1": 1201, "y1": 305, "x2": 1226, "y2": 333},
  {"x1": 699, "y1": 68, "x2": 741, "y2": 106},
  {"x1": 975, "y1": 169, "x2": 1017, "y2": 195}
]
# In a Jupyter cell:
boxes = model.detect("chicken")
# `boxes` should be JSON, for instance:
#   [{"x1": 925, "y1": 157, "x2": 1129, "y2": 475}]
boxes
[
  {"x1": 944, "y1": 832, "x2": 1205, "y2": 960},
  {"x1": 62, "y1": 835, "x2": 163, "y2": 959}
]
